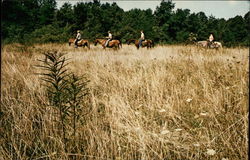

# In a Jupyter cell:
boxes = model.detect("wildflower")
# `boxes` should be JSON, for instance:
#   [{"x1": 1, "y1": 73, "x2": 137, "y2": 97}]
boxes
[
  {"x1": 200, "y1": 112, "x2": 209, "y2": 116},
  {"x1": 186, "y1": 98, "x2": 192, "y2": 103},
  {"x1": 193, "y1": 143, "x2": 200, "y2": 147},
  {"x1": 160, "y1": 130, "x2": 170, "y2": 135},
  {"x1": 159, "y1": 109, "x2": 166, "y2": 113},
  {"x1": 175, "y1": 128, "x2": 182, "y2": 132},
  {"x1": 206, "y1": 149, "x2": 216, "y2": 156},
  {"x1": 221, "y1": 158, "x2": 229, "y2": 160}
]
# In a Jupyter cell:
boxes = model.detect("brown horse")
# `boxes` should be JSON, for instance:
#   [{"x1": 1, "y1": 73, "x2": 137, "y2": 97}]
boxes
[
  {"x1": 68, "y1": 38, "x2": 90, "y2": 49},
  {"x1": 94, "y1": 38, "x2": 122, "y2": 49},
  {"x1": 126, "y1": 39, "x2": 154, "y2": 49}
]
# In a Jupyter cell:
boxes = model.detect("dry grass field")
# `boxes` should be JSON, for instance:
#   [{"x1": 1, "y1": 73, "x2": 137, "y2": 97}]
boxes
[{"x1": 1, "y1": 43, "x2": 249, "y2": 160}]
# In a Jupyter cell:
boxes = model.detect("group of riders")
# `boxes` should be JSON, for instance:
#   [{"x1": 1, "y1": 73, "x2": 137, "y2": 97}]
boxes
[
  {"x1": 74, "y1": 29, "x2": 218, "y2": 49},
  {"x1": 74, "y1": 30, "x2": 146, "y2": 48}
]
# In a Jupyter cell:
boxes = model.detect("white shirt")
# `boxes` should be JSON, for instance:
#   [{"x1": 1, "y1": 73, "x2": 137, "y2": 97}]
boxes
[
  {"x1": 76, "y1": 33, "x2": 81, "y2": 40},
  {"x1": 108, "y1": 33, "x2": 112, "y2": 39},
  {"x1": 141, "y1": 32, "x2": 145, "y2": 40}
]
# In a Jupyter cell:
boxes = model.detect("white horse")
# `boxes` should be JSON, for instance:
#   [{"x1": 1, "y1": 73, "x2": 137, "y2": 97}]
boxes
[
  {"x1": 197, "y1": 41, "x2": 208, "y2": 47},
  {"x1": 197, "y1": 41, "x2": 222, "y2": 49}
]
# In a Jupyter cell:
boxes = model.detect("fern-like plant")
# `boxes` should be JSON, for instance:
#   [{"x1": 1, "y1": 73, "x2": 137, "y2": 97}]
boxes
[
  {"x1": 37, "y1": 51, "x2": 70, "y2": 150},
  {"x1": 37, "y1": 51, "x2": 90, "y2": 153}
]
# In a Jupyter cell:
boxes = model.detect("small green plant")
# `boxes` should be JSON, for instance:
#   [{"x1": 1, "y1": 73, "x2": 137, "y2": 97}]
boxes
[{"x1": 36, "y1": 51, "x2": 90, "y2": 151}]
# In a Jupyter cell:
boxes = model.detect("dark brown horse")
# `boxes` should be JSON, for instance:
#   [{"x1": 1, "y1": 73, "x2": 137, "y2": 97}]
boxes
[
  {"x1": 94, "y1": 38, "x2": 122, "y2": 49},
  {"x1": 126, "y1": 39, "x2": 154, "y2": 49},
  {"x1": 68, "y1": 38, "x2": 90, "y2": 49}
]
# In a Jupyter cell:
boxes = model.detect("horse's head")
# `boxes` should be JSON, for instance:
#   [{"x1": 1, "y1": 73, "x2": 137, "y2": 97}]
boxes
[{"x1": 126, "y1": 39, "x2": 134, "y2": 45}]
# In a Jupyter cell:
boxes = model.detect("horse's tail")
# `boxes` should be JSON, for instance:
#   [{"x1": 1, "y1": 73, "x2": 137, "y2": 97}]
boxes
[{"x1": 151, "y1": 40, "x2": 154, "y2": 48}]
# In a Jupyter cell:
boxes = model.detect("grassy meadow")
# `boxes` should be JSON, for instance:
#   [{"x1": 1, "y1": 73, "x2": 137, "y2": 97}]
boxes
[{"x1": 1, "y1": 43, "x2": 249, "y2": 160}]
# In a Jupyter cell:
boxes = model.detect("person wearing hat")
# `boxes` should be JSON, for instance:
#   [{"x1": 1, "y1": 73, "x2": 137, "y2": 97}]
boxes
[
  {"x1": 75, "y1": 30, "x2": 82, "y2": 48},
  {"x1": 105, "y1": 31, "x2": 113, "y2": 47},
  {"x1": 139, "y1": 30, "x2": 145, "y2": 48}
]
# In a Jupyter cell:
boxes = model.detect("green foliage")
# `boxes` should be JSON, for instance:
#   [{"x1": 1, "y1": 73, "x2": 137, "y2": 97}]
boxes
[
  {"x1": 28, "y1": 24, "x2": 71, "y2": 43},
  {"x1": 1, "y1": 0, "x2": 249, "y2": 46}
]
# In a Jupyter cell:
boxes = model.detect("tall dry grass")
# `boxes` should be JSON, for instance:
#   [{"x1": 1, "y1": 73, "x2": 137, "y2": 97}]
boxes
[{"x1": 1, "y1": 43, "x2": 249, "y2": 160}]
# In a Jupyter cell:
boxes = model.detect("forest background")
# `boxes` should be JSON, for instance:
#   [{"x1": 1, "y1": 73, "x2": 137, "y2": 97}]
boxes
[{"x1": 1, "y1": 0, "x2": 249, "y2": 47}]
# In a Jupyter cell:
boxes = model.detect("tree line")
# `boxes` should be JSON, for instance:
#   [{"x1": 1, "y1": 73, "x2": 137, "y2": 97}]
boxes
[{"x1": 2, "y1": 0, "x2": 249, "y2": 47}]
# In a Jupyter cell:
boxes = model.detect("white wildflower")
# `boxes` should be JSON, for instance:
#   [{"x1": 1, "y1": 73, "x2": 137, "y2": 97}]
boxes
[
  {"x1": 193, "y1": 143, "x2": 200, "y2": 147},
  {"x1": 186, "y1": 98, "x2": 192, "y2": 102},
  {"x1": 159, "y1": 109, "x2": 166, "y2": 113},
  {"x1": 221, "y1": 158, "x2": 229, "y2": 160},
  {"x1": 200, "y1": 112, "x2": 209, "y2": 116},
  {"x1": 175, "y1": 128, "x2": 182, "y2": 132},
  {"x1": 160, "y1": 130, "x2": 170, "y2": 135},
  {"x1": 206, "y1": 149, "x2": 216, "y2": 156}
]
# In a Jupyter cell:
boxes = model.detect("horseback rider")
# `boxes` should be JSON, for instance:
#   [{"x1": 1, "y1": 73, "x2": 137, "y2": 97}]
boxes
[
  {"x1": 139, "y1": 30, "x2": 145, "y2": 48},
  {"x1": 75, "y1": 30, "x2": 81, "y2": 48},
  {"x1": 105, "y1": 31, "x2": 112, "y2": 47},
  {"x1": 207, "y1": 33, "x2": 214, "y2": 48}
]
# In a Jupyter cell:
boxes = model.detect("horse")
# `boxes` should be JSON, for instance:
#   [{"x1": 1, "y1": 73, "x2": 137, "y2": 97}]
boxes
[
  {"x1": 68, "y1": 38, "x2": 90, "y2": 49},
  {"x1": 126, "y1": 39, "x2": 154, "y2": 49},
  {"x1": 196, "y1": 41, "x2": 222, "y2": 49},
  {"x1": 94, "y1": 38, "x2": 122, "y2": 49},
  {"x1": 210, "y1": 41, "x2": 223, "y2": 49},
  {"x1": 196, "y1": 41, "x2": 208, "y2": 48}
]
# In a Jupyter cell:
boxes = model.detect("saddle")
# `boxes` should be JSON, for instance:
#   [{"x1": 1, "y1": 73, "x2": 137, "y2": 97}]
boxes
[{"x1": 78, "y1": 39, "x2": 86, "y2": 45}]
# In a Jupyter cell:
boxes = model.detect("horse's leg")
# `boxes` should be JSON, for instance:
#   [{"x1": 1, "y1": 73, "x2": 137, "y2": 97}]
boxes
[{"x1": 135, "y1": 43, "x2": 139, "y2": 49}]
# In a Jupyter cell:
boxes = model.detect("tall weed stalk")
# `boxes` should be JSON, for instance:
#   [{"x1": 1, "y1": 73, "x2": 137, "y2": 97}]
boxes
[{"x1": 37, "y1": 51, "x2": 90, "y2": 152}]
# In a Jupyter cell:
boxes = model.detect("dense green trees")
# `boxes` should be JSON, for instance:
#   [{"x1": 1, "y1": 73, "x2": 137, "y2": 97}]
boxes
[{"x1": 1, "y1": 0, "x2": 249, "y2": 46}]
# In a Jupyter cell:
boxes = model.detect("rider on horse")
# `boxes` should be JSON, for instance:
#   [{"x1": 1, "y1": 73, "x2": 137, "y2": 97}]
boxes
[
  {"x1": 105, "y1": 31, "x2": 112, "y2": 47},
  {"x1": 207, "y1": 33, "x2": 214, "y2": 48},
  {"x1": 139, "y1": 30, "x2": 145, "y2": 48},
  {"x1": 75, "y1": 30, "x2": 82, "y2": 48}
]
